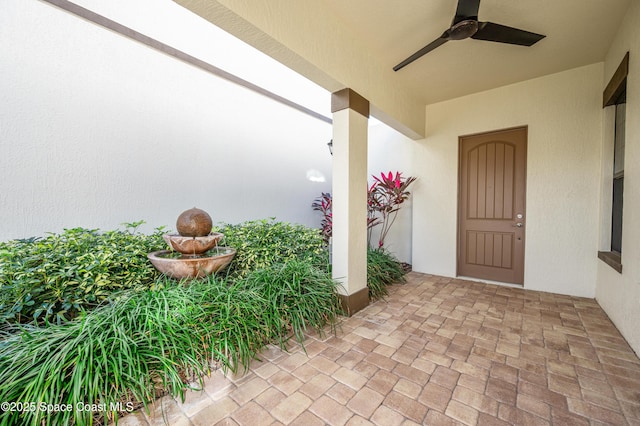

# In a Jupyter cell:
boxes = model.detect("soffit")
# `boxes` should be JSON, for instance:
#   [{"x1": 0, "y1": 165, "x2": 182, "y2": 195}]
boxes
[
  {"x1": 323, "y1": 0, "x2": 631, "y2": 104},
  {"x1": 174, "y1": 0, "x2": 630, "y2": 137}
]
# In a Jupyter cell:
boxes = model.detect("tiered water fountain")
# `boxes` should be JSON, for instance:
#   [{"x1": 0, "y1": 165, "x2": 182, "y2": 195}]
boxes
[{"x1": 147, "y1": 207, "x2": 236, "y2": 279}]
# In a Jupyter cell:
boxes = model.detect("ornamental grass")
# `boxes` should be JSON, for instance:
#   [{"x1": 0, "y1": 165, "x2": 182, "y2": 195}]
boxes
[
  {"x1": 0, "y1": 263, "x2": 340, "y2": 426},
  {"x1": 0, "y1": 219, "x2": 406, "y2": 425}
]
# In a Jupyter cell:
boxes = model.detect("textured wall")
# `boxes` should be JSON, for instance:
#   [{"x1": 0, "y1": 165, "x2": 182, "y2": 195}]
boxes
[
  {"x1": 0, "y1": 0, "x2": 332, "y2": 240},
  {"x1": 412, "y1": 63, "x2": 603, "y2": 298},
  {"x1": 0, "y1": 0, "x2": 415, "y2": 266},
  {"x1": 368, "y1": 122, "x2": 415, "y2": 263},
  {"x1": 595, "y1": 0, "x2": 640, "y2": 355}
]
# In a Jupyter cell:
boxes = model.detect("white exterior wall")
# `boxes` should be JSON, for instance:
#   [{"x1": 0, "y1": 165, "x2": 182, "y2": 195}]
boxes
[
  {"x1": 368, "y1": 122, "x2": 415, "y2": 263},
  {"x1": 331, "y1": 108, "x2": 368, "y2": 295},
  {"x1": 0, "y1": 0, "x2": 332, "y2": 240},
  {"x1": 412, "y1": 63, "x2": 603, "y2": 298},
  {"x1": 596, "y1": 0, "x2": 640, "y2": 354}
]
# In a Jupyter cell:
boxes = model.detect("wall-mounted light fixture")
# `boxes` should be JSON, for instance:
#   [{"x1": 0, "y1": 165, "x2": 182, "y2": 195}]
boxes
[{"x1": 327, "y1": 139, "x2": 333, "y2": 156}]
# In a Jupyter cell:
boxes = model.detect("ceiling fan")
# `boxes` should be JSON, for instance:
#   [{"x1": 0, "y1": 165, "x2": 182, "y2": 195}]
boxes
[{"x1": 393, "y1": 0, "x2": 545, "y2": 71}]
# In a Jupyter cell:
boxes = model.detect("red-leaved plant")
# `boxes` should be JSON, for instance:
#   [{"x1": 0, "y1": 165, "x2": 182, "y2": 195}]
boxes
[
  {"x1": 311, "y1": 192, "x2": 332, "y2": 243},
  {"x1": 370, "y1": 171, "x2": 417, "y2": 248},
  {"x1": 312, "y1": 171, "x2": 416, "y2": 248}
]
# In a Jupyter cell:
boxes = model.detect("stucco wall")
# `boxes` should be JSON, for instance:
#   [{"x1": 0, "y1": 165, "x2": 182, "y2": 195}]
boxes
[
  {"x1": 368, "y1": 122, "x2": 415, "y2": 263},
  {"x1": 0, "y1": 0, "x2": 332, "y2": 240},
  {"x1": 412, "y1": 63, "x2": 603, "y2": 298},
  {"x1": 595, "y1": 0, "x2": 640, "y2": 355}
]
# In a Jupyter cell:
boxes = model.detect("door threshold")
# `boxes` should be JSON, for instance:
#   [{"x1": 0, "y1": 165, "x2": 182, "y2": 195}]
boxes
[{"x1": 456, "y1": 275, "x2": 524, "y2": 288}]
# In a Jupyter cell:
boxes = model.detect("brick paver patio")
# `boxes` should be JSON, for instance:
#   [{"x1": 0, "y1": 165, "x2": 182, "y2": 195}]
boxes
[{"x1": 119, "y1": 273, "x2": 640, "y2": 425}]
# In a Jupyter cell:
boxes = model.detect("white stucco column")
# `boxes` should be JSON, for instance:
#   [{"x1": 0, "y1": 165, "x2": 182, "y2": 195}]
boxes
[{"x1": 331, "y1": 88, "x2": 369, "y2": 315}]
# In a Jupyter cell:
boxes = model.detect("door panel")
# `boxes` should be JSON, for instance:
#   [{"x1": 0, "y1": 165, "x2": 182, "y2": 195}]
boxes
[{"x1": 458, "y1": 127, "x2": 527, "y2": 285}]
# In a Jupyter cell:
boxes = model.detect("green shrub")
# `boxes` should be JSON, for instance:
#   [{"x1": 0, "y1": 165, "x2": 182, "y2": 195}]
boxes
[
  {"x1": 0, "y1": 280, "x2": 252, "y2": 426},
  {"x1": 0, "y1": 262, "x2": 340, "y2": 426},
  {"x1": 240, "y1": 260, "x2": 341, "y2": 342},
  {"x1": 0, "y1": 224, "x2": 166, "y2": 325},
  {"x1": 215, "y1": 219, "x2": 328, "y2": 278},
  {"x1": 367, "y1": 248, "x2": 406, "y2": 300}
]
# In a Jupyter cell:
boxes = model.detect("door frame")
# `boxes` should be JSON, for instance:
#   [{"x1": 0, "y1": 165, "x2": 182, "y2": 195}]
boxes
[{"x1": 456, "y1": 126, "x2": 528, "y2": 285}]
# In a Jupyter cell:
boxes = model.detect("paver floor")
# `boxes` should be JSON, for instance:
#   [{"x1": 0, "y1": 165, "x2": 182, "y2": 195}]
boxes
[{"x1": 119, "y1": 273, "x2": 640, "y2": 425}]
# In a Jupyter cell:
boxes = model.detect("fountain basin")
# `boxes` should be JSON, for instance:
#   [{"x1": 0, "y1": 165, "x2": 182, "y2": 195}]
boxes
[
  {"x1": 162, "y1": 232, "x2": 224, "y2": 255},
  {"x1": 148, "y1": 247, "x2": 236, "y2": 279}
]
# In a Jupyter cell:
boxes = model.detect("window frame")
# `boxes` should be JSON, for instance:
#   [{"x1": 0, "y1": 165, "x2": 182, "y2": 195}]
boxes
[{"x1": 598, "y1": 52, "x2": 629, "y2": 274}]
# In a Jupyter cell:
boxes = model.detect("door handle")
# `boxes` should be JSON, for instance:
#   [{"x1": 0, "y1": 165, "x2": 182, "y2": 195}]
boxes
[{"x1": 514, "y1": 222, "x2": 523, "y2": 228}]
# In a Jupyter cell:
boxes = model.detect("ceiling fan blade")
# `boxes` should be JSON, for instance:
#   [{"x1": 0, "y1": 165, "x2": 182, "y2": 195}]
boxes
[
  {"x1": 472, "y1": 21, "x2": 545, "y2": 46},
  {"x1": 393, "y1": 37, "x2": 448, "y2": 71},
  {"x1": 453, "y1": 0, "x2": 480, "y2": 25}
]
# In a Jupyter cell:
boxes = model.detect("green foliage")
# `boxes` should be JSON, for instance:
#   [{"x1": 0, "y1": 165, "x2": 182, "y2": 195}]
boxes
[
  {"x1": 0, "y1": 215, "x2": 407, "y2": 424},
  {"x1": 0, "y1": 263, "x2": 340, "y2": 426},
  {"x1": 369, "y1": 171, "x2": 417, "y2": 248},
  {"x1": 240, "y1": 260, "x2": 341, "y2": 343},
  {"x1": 312, "y1": 171, "x2": 416, "y2": 249},
  {"x1": 311, "y1": 193, "x2": 332, "y2": 244},
  {"x1": 0, "y1": 224, "x2": 166, "y2": 325},
  {"x1": 367, "y1": 248, "x2": 406, "y2": 300},
  {"x1": 0, "y1": 281, "x2": 238, "y2": 426},
  {"x1": 215, "y1": 219, "x2": 328, "y2": 278}
]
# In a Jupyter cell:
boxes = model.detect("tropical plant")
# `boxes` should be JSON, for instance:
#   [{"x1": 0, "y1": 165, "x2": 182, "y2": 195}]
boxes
[
  {"x1": 311, "y1": 192, "x2": 332, "y2": 244},
  {"x1": 312, "y1": 191, "x2": 381, "y2": 246},
  {"x1": 0, "y1": 223, "x2": 166, "y2": 325},
  {"x1": 366, "y1": 183, "x2": 383, "y2": 246},
  {"x1": 312, "y1": 171, "x2": 416, "y2": 248},
  {"x1": 370, "y1": 171, "x2": 417, "y2": 248}
]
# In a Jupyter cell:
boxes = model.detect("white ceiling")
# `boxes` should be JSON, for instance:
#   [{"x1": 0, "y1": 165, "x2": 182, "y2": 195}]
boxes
[{"x1": 323, "y1": 0, "x2": 631, "y2": 105}]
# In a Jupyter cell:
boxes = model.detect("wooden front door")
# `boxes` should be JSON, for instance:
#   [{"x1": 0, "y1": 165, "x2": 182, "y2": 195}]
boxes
[{"x1": 457, "y1": 127, "x2": 527, "y2": 285}]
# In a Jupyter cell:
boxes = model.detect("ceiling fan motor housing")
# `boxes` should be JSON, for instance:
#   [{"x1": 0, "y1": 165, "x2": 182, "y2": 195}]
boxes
[{"x1": 448, "y1": 19, "x2": 478, "y2": 40}]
